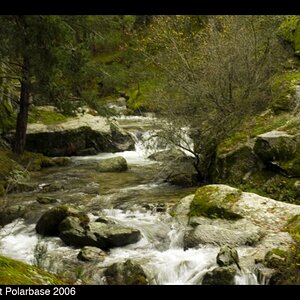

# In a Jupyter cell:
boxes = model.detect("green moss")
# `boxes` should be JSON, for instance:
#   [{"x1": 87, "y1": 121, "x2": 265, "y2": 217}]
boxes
[
  {"x1": 286, "y1": 215, "x2": 300, "y2": 242},
  {"x1": 28, "y1": 108, "x2": 68, "y2": 125},
  {"x1": 279, "y1": 116, "x2": 300, "y2": 135},
  {"x1": 189, "y1": 185, "x2": 242, "y2": 220},
  {"x1": 0, "y1": 255, "x2": 65, "y2": 284},
  {"x1": 270, "y1": 71, "x2": 300, "y2": 114},
  {"x1": 9, "y1": 151, "x2": 55, "y2": 171},
  {"x1": 217, "y1": 111, "x2": 289, "y2": 155}
]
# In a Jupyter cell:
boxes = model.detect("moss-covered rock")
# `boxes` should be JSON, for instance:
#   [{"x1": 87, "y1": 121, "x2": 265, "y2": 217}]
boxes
[
  {"x1": 189, "y1": 185, "x2": 243, "y2": 220},
  {"x1": 104, "y1": 260, "x2": 148, "y2": 285},
  {"x1": 97, "y1": 156, "x2": 128, "y2": 172},
  {"x1": 254, "y1": 130, "x2": 300, "y2": 177},
  {"x1": 212, "y1": 145, "x2": 261, "y2": 185},
  {"x1": 202, "y1": 266, "x2": 237, "y2": 285},
  {"x1": 35, "y1": 205, "x2": 89, "y2": 236},
  {"x1": 0, "y1": 255, "x2": 65, "y2": 284}
]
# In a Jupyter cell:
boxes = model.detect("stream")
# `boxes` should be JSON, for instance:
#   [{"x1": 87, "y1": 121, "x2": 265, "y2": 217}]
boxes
[{"x1": 0, "y1": 115, "x2": 258, "y2": 285}]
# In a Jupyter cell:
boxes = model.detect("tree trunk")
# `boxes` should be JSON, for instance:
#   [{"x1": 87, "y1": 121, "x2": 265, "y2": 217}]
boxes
[{"x1": 13, "y1": 57, "x2": 30, "y2": 154}]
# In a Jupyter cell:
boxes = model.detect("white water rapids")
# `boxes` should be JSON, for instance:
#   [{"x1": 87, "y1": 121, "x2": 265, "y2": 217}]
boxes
[{"x1": 0, "y1": 115, "x2": 259, "y2": 284}]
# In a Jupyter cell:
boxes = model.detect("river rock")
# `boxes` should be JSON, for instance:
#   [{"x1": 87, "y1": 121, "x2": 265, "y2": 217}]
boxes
[
  {"x1": 59, "y1": 220, "x2": 141, "y2": 250},
  {"x1": 187, "y1": 184, "x2": 300, "y2": 231},
  {"x1": 0, "y1": 205, "x2": 27, "y2": 226},
  {"x1": 88, "y1": 222, "x2": 141, "y2": 248},
  {"x1": 25, "y1": 114, "x2": 135, "y2": 156},
  {"x1": 202, "y1": 266, "x2": 237, "y2": 285},
  {"x1": 104, "y1": 259, "x2": 148, "y2": 285},
  {"x1": 35, "y1": 206, "x2": 89, "y2": 236},
  {"x1": 36, "y1": 196, "x2": 58, "y2": 204},
  {"x1": 77, "y1": 246, "x2": 107, "y2": 262},
  {"x1": 97, "y1": 156, "x2": 128, "y2": 172},
  {"x1": 184, "y1": 219, "x2": 262, "y2": 248},
  {"x1": 216, "y1": 245, "x2": 240, "y2": 269}
]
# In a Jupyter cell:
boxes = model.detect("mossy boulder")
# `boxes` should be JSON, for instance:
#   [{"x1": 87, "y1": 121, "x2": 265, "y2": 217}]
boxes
[
  {"x1": 189, "y1": 185, "x2": 243, "y2": 220},
  {"x1": 104, "y1": 260, "x2": 148, "y2": 285},
  {"x1": 35, "y1": 205, "x2": 89, "y2": 236},
  {"x1": 0, "y1": 255, "x2": 65, "y2": 284},
  {"x1": 97, "y1": 156, "x2": 128, "y2": 172},
  {"x1": 254, "y1": 130, "x2": 300, "y2": 177},
  {"x1": 202, "y1": 266, "x2": 237, "y2": 285},
  {"x1": 212, "y1": 144, "x2": 261, "y2": 185}
]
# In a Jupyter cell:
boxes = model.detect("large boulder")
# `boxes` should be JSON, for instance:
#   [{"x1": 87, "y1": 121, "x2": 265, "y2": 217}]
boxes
[
  {"x1": 88, "y1": 222, "x2": 141, "y2": 249},
  {"x1": 187, "y1": 184, "x2": 300, "y2": 231},
  {"x1": 254, "y1": 130, "x2": 300, "y2": 177},
  {"x1": 149, "y1": 148, "x2": 199, "y2": 187},
  {"x1": 35, "y1": 206, "x2": 89, "y2": 236},
  {"x1": 97, "y1": 157, "x2": 128, "y2": 172},
  {"x1": 184, "y1": 219, "x2": 262, "y2": 249},
  {"x1": 59, "y1": 219, "x2": 141, "y2": 250},
  {"x1": 212, "y1": 144, "x2": 262, "y2": 184},
  {"x1": 104, "y1": 260, "x2": 148, "y2": 285},
  {"x1": 25, "y1": 114, "x2": 135, "y2": 156},
  {"x1": 202, "y1": 266, "x2": 237, "y2": 285}
]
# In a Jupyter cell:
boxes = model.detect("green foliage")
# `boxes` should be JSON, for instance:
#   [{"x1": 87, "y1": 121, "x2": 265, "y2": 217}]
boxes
[{"x1": 0, "y1": 255, "x2": 65, "y2": 284}]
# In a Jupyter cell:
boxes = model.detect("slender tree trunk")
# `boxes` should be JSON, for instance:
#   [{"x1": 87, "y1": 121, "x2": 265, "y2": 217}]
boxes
[{"x1": 13, "y1": 57, "x2": 30, "y2": 154}]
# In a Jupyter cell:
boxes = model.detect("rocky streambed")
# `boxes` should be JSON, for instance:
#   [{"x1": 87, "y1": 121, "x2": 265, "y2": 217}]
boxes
[{"x1": 0, "y1": 115, "x2": 299, "y2": 284}]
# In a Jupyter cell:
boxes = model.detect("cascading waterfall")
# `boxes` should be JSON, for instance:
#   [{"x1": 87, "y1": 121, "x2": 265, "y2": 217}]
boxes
[{"x1": 0, "y1": 114, "x2": 259, "y2": 285}]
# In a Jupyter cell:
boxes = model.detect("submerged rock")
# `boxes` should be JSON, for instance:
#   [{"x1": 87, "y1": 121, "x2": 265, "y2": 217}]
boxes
[
  {"x1": 104, "y1": 260, "x2": 148, "y2": 285},
  {"x1": 97, "y1": 156, "x2": 128, "y2": 172},
  {"x1": 36, "y1": 196, "x2": 58, "y2": 204}
]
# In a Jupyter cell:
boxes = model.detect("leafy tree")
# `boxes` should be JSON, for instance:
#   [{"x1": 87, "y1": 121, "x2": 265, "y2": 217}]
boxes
[
  {"x1": 139, "y1": 15, "x2": 289, "y2": 182},
  {"x1": 0, "y1": 15, "x2": 72, "y2": 154}
]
